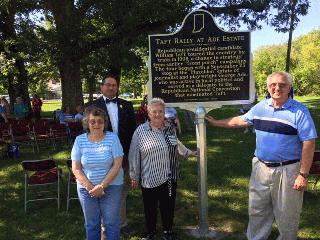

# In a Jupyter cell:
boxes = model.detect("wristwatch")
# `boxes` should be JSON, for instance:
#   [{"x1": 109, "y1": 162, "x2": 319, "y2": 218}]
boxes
[{"x1": 299, "y1": 172, "x2": 309, "y2": 179}]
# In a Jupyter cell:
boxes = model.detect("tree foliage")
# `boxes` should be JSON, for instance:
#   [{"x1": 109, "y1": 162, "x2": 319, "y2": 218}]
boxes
[
  {"x1": 0, "y1": 0, "x2": 40, "y2": 109},
  {"x1": 253, "y1": 29, "x2": 320, "y2": 96},
  {"x1": 196, "y1": 0, "x2": 309, "y2": 31},
  {"x1": 120, "y1": 48, "x2": 149, "y2": 98},
  {"x1": 0, "y1": 0, "x2": 314, "y2": 111},
  {"x1": 291, "y1": 29, "x2": 320, "y2": 95},
  {"x1": 35, "y1": 0, "x2": 194, "y2": 111}
]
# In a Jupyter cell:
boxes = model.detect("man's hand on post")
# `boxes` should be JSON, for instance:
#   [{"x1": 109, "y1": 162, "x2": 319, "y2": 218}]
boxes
[{"x1": 204, "y1": 115, "x2": 216, "y2": 126}]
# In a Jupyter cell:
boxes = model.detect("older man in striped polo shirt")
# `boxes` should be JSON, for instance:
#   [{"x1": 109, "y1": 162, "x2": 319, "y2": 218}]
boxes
[{"x1": 205, "y1": 71, "x2": 317, "y2": 240}]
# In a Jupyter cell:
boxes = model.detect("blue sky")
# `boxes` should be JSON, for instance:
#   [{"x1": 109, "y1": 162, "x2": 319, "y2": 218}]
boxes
[{"x1": 251, "y1": 0, "x2": 320, "y2": 51}]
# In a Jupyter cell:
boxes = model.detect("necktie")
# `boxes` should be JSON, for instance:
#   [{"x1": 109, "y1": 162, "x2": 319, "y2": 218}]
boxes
[{"x1": 105, "y1": 98, "x2": 118, "y2": 104}]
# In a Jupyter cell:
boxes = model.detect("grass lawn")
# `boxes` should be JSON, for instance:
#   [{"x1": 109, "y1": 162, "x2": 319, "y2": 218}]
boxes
[
  {"x1": 0, "y1": 96, "x2": 319, "y2": 240},
  {"x1": 40, "y1": 98, "x2": 142, "y2": 118}
]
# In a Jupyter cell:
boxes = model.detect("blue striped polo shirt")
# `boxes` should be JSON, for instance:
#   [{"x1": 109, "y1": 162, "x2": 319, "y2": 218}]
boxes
[
  {"x1": 243, "y1": 98, "x2": 317, "y2": 162},
  {"x1": 71, "y1": 132, "x2": 124, "y2": 187}
]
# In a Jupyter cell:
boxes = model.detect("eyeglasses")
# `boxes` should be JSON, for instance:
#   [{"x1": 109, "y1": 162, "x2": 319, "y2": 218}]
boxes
[
  {"x1": 268, "y1": 83, "x2": 289, "y2": 89},
  {"x1": 149, "y1": 110, "x2": 164, "y2": 115},
  {"x1": 89, "y1": 119, "x2": 104, "y2": 125},
  {"x1": 102, "y1": 83, "x2": 118, "y2": 87}
]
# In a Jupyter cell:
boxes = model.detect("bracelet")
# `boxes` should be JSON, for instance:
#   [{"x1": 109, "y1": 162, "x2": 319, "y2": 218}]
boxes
[{"x1": 97, "y1": 184, "x2": 104, "y2": 190}]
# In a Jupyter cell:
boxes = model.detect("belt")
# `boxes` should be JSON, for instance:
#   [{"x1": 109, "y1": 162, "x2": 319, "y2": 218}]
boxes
[{"x1": 257, "y1": 158, "x2": 300, "y2": 167}]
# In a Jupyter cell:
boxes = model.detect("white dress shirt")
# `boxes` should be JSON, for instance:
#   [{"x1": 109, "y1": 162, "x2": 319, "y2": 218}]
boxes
[{"x1": 103, "y1": 96, "x2": 119, "y2": 135}]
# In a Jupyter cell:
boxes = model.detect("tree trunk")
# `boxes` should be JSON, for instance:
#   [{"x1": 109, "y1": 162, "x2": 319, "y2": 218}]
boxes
[
  {"x1": 59, "y1": 57, "x2": 83, "y2": 114},
  {"x1": 87, "y1": 76, "x2": 95, "y2": 104},
  {"x1": 286, "y1": 0, "x2": 297, "y2": 72},
  {"x1": 7, "y1": 74, "x2": 16, "y2": 109},
  {"x1": 109, "y1": 65, "x2": 122, "y2": 97},
  {"x1": 44, "y1": 0, "x2": 84, "y2": 113},
  {"x1": 15, "y1": 58, "x2": 31, "y2": 111},
  {"x1": 1, "y1": 4, "x2": 31, "y2": 113}
]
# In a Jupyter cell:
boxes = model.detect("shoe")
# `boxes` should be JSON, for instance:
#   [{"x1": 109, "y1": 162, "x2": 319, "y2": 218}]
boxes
[
  {"x1": 141, "y1": 231, "x2": 156, "y2": 240},
  {"x1": 162, "y1": 231, "x2": 175, "y2": 240}
]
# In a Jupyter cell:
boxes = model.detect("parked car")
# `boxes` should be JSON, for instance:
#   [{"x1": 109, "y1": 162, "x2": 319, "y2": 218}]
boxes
[{"x1": 119, "y1": 93, "x2": 133, "y2": 99}]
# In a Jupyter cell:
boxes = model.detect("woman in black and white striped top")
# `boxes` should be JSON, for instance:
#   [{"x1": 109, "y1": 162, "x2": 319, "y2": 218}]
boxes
[{"x1": 129, "y1": 98, "x2": 196, "y2": 240}]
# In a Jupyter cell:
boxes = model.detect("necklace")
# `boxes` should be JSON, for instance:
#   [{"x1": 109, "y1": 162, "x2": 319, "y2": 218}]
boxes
[
  {"x1": 150, "y1": 122, "x2": 164, "y2": 131},
  {"x1": 89, "y1": 133, "x2": 104, "y2": 143}
]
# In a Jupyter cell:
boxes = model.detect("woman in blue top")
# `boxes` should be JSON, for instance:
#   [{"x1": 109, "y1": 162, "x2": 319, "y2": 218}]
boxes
[
  {"x1": 13, "y1": 97, "x2": 28, "y2": 119},
  {"x1": 71, "y1": 106, "x2": 124, "y2": 240},
  {"x1": 59, "y1": 105, "x2": 74, "y2": 124},
  {"x1": 0, "y1": 104, "x2": 8, "y2": 123}
]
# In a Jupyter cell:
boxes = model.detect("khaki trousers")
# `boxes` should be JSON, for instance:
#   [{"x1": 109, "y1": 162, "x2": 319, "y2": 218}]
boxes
[{"x1": 247, "y1": 157, "x2": 304, "y2": 240}]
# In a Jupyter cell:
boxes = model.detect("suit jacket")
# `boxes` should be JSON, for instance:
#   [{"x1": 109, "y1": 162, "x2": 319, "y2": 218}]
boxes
[{"x1": 91, "y1": 97, "x2": 136, "y2": 168}]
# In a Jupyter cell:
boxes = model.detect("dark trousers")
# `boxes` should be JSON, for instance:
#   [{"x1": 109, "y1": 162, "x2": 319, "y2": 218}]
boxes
[
  {"x1": 141, "y1": 180, "x2": 177, "y2": 234},
  {"x1": 33, "y1": 111, "x2": 41, "y2": 119}
]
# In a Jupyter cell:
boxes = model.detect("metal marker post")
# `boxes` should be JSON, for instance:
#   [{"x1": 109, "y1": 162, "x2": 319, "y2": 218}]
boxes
[
  {"x1": 186, "y1": 106, "x2": 221, "y2": 238},
  {"x1": 195, "y1": 106, "x2": 208, "y2": 236}
]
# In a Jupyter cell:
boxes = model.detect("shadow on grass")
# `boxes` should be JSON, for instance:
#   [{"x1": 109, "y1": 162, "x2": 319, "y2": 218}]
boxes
[{"x1": 301, "y1": 98, "x2": 320, "y2": 109}]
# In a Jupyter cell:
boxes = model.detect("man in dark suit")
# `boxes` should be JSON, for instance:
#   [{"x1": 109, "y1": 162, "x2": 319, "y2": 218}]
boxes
[{"x1": 91, "y1": 72, "x2": 136, "y2": 235}]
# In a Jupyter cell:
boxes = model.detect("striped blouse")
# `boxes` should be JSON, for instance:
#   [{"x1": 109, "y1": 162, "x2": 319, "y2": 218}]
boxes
[{"x1": 129, "y1": 121, "x2": 192, "y2": 188}]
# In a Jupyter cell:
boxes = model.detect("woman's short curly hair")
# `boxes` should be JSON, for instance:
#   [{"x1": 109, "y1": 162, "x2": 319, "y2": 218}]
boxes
[{"x1": 82, "y1": 106, "x2": 108, "y2": 133}]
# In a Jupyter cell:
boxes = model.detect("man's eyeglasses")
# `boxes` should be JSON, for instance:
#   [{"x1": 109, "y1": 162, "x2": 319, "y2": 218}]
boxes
[
  {"x1": 268, "y1": 83, "x2": 289, "y2": 89},
  {"x1": 102, "y1": 83, "x2": 117, "y2": 87},
  {"x1": 149, "y1": 110, "x2": 164, "y2": 115},
  {"x1": 89, "y1": 119, "x2": 104, "y2": 125}
]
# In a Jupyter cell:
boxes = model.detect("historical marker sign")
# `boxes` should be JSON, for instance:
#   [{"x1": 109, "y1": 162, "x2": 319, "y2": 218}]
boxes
[{"x1": 148, "y1": 10, "x2": 254, "y2": 110}]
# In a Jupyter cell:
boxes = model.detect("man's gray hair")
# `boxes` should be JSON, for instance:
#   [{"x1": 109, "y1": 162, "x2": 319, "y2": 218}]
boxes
[
  {"x1": 267, "y1": 71, "x2": 293, "y2": 86},
  {"x1": 147, "y1": 97, "x2": 165, "y2": 109}
]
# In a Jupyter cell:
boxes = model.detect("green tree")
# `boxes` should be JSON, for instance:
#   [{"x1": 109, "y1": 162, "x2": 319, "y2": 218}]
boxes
[
  {"x1": 253, "y1": 45, "x2": 286, "y2": 96},
  {"x1": 291, "y1": 29, "x2": 320, "y2": 95},
  {"x1": 1, "y1": 0, "x2": 313, "y2": 110},
  {"x1": 35, "y1": 0, "x2": 193, "y2": 112},
  {"x1": 0, "y1": 0, "x2": 39, "y2": 110},
  {"x1": 253, "y1": 29, "x2": 320, "y2": 96},
  {"x1": 199, "y1": 0, "x2": 310, "y2": 73}
]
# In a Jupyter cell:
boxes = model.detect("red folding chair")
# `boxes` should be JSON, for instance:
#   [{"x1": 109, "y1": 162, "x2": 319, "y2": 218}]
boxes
[
  {"x1": 11, "y1": 124, "x2": 35, "y2": 153},
  {"x1": 67, "y1": 122, "x2": 83, "y2": 143},
  {"x1": 309, "y1": 151, "x2": 320, "y2": 190},
  {"x1": 66, "y1": 159, "x2": 78, "y2": 211},
  {"x1": 0, "y1": 122, "x2": 11, "y2": 142},
  {"x1": 48, "y1": 123, "x2": 69, "y2": 148},
  {"x1": 31, "y1": 124, "x2": 52, "y2": 152},
  {"x1": 22, "y1": 159, "x2": 60, "y2": 212}
]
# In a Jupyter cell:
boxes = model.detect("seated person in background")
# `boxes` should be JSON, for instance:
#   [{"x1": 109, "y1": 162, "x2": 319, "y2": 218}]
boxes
[
  {"x1": 59, "y1": 106, "x2": 74, "y2": 124},
  {"x1": 165, "y1": 107, "x2": 181, "y2": 134},
  {"x1": 54, "y1": 109, "x2": 62, "y2": 122},
  {"x1": 75, "y1": 105, "x2": 84, "y2": 122},
  {"x1": 0, "y1": 104, "x2": 8, "y2": 123},
  {"x1": 1, "y1": 97, "x2": 11, "y2": 119},
  {"x1": 13, "y1": 97, "x2": 28, "y2": 120}
]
